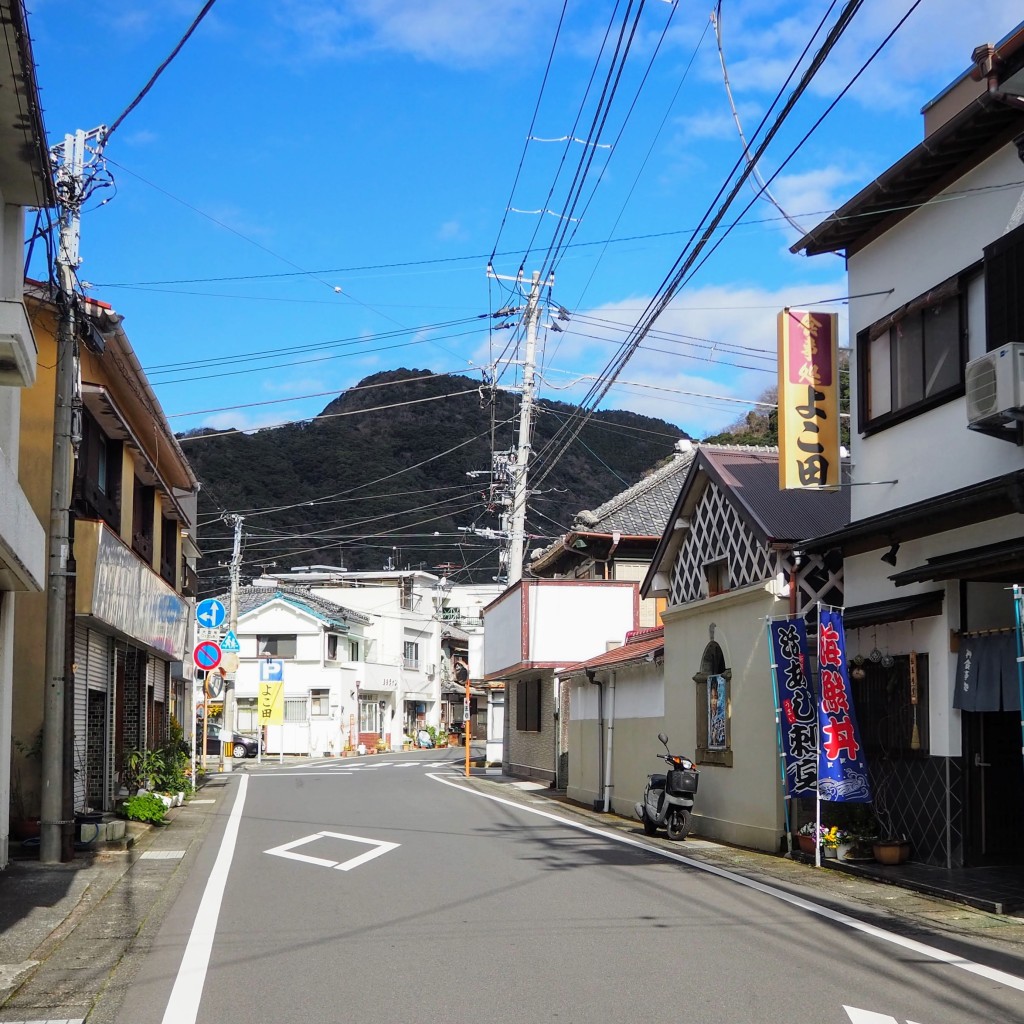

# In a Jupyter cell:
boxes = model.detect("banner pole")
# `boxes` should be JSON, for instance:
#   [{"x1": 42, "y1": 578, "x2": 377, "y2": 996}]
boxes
[
  {"x1": 765, "y1": 617, "x2": 793, "y2": 856},
  {"x1": 814, "y1": 601, "x2": 822, "y2": 868},
  {"x1": 1014, "y1": 586, "x2": 1024, "y2": 802}
]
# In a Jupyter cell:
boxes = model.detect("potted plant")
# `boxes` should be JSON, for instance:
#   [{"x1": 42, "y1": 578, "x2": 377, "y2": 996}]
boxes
[
  {"x1": 869, "y1": 764, "x2": 911, "y2": 864},
  {"x1": 795, "y1": 821, "x2": 822, "y2": 855}
]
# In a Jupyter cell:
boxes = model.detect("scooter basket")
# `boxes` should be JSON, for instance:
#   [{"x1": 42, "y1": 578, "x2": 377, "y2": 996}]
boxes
[{"x1": 666, "y1": 768, "x2": 698, "y2": 795}]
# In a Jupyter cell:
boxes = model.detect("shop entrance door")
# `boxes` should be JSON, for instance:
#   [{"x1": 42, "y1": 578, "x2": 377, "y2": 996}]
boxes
[{"x1": 965, "y1": 710, "x2": 1024, "y2": 864}]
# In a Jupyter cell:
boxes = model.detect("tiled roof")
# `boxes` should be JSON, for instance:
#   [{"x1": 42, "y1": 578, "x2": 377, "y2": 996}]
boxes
[
  {"x1": 217, "y1": 586, "x2": 372, "y2": 628},
  {"x1": 699, "y1": 446, "x2": 850, "y2": 543},
  {"x1": 572, "y1": 446, "x2": 697, "y2": 536}
]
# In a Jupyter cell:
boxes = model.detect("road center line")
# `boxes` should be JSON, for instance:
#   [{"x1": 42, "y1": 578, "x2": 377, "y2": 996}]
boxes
[
  {"x1": 428, "y1": 773, "x2": 1024, "y2": 995},
  {"x1": 161, "y1": 774, "x2": 248, "y2": 1024}
]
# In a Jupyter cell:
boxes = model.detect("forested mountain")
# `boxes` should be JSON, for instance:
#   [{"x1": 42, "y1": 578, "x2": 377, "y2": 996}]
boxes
[{"x1": 180, "y1": 369, "x2": 688, "y2": 593}]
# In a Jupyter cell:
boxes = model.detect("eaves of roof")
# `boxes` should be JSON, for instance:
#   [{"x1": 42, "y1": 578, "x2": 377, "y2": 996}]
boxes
[
  {"x1": 792, "y1": 88, "x2": 1024, "y2": 258},
  {"x1": 801, "y1": 468, "x2": 1024, "y2": 557},
  {"x1": 561, "y1": 628, "x2": 665, "y2": 676}
]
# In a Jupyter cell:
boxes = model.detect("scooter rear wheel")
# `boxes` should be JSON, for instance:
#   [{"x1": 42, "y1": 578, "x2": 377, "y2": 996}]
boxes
[
  {"x1": 666, "y1": 809, "x2": 691, "y2": 841},
  {"x1": 641, "y1": 809, "x2": 658, "y2": 836}
]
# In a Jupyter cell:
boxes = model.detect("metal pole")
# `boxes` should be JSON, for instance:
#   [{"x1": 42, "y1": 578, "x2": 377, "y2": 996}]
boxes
[
  {"x1": 1014, "y1": 586, "x2": 1024, "y2": 800},
  {"x1": 221, "y1": 515, "x2": 243, "y2": 773},
  {"x1": 464, "y1": 667, "x2": 471, "y2": 779}
]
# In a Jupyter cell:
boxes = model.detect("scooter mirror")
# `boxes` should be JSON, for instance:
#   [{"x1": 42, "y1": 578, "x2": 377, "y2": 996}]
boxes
[{"x1": 658, "y1": 732, "x2": 669, "y2": 747}]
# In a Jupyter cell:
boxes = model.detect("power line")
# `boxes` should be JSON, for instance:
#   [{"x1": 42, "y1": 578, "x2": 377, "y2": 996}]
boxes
[{"x1": 102, "y1": 0, "x2": 221, "y2": 146}]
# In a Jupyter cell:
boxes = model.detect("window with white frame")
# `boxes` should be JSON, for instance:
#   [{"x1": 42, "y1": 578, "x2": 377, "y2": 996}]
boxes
[
  {"x1": 403, "y1": 641, "x2": 419, "y2": 670},
  {"x1": 326, "y1": 634, "x2": 340, "y2": 661},
  {"x1": 284, "y1": 698, "x2": 306, "y2": 722},
  {"x1": 258, "y1": 634, "x2": 297, "y2": 659},
  {"x1": 705, "y1": 558, "x2": 729, "y2": 598},
  {"x1": 349, "y1": 638, "x2": 360, "y2": 661},
  {"x1": 311, "y1": 688, "x2": 330, "y2": 716}
]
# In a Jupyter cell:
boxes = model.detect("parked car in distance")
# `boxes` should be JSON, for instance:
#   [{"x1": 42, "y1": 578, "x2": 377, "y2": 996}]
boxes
[{"x1": 199, "y1": 722, "x2": 257, "y2": 758}]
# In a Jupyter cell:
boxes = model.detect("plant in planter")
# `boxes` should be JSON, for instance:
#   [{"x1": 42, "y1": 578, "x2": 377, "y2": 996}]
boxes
[
  {"x1": 121, "y1": 791, "x2": 168, "y2": 825},
  {"x1": 868, "y1": 760, "x2": 911, "y2": 864}
]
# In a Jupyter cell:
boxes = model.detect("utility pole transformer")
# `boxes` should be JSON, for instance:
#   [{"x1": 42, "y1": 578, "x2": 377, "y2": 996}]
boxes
[{"x1": 40, "y1": 128, "x2": 103, "y2": 863}]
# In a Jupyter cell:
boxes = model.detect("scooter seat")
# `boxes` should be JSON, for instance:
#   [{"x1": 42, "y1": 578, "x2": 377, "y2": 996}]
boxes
[{"x1": 648, "y1": 773, "x2": 666, "y2": 789}]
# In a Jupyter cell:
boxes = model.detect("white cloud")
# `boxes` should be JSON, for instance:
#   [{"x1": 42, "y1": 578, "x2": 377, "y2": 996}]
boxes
[
  {"x1": 535, "y1": 278, "x2": 849, "y2": 437},
  {"x1": 712, "y1": 0, "x2": 1024, "y2": 113},
  {"x1": 274, "y1": 0, "x2": 548, "y2": 68}
]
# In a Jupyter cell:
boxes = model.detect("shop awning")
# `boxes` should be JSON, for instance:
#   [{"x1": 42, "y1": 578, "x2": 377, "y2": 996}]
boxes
[
  {"x1": 842, "y1": 591, "x2": 944, "y2": 630},
  {"x1": 888, "y1": 537, "x2": 1024, "y2": 586}
]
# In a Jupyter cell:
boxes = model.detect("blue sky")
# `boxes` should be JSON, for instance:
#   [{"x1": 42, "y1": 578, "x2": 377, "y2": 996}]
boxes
[{"x1": 26, "y1": 0, "x2": 1023, "y2": 440}]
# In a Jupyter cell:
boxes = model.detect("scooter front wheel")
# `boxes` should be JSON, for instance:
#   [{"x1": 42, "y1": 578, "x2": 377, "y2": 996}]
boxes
[{"x1": 666, "y1": 809, "x2": 691, "y2": 841}]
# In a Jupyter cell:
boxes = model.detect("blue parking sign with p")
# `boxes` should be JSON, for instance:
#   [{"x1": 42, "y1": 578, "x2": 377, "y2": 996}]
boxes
[{"x1": 259, "y1": 659, "x2": 284, "y2": 682}]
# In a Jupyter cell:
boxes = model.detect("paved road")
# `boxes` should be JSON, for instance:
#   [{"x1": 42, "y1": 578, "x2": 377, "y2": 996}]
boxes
[{"x1": 90, "y1": 753, "x2": 1024, "y2": 1024}]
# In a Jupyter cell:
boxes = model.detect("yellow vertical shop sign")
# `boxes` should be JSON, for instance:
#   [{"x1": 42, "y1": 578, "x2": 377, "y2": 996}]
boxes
[
  {"x1": 777, "y1": 309, "x2": 840, "y2": 490},
  {"x1": 258, "y1": 681, "x2": 284, "y2": 725}
]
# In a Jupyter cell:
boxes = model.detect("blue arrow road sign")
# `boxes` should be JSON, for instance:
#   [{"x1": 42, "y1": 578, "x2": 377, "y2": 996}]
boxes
[
  {"x1": 221, "y1": 629, "x2": 241, "y2": 653},
  {"x1": 259, "y1": 659, "x2": 283, "y2": 682},
  {"x1": 196, "y1": 598, "x2": 226, "y2": 629}
]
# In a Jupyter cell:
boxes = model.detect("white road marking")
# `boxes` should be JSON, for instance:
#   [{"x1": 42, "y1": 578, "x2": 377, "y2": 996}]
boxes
[
  {"x1": 189, "y1": 799, "x2": 216, "y2": 804},
  {"x1": 139, "y1": 850, "x2": 186, "y2": 860},
  {"x1": 161, "y1": 774, "x2": 248, "y2": 1024},
  {"x1": 844, "y1": 1008, "x2": 925, "y2": 1024},
  {"x1": 429, "y1": 773, "x2": 1024, "y2": 996},
  {"x1": 264, "y1": 831, "x2": 400, "y2": 871}
]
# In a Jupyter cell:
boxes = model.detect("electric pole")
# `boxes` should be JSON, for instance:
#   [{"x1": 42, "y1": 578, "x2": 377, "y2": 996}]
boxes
[
  {"x1": 485, "y1": 268, "x2": 549, "y2": 587},
  {"x1": 40, "y1": 128, "x2": 103, "y2": 863},
  {"x1": 221, "y1": 514, "x2": 243, "y2": 772}
]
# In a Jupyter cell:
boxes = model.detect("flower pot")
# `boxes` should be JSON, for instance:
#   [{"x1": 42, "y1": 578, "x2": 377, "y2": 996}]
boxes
[
  {"x1": 796, "y1": 834, "x2": 817, "y2": 855},
  {"x1": 837, "y1": 841, "x2": 854, "y2": 861},
  {"x1": 823, "y1": 846, "x2": 838, "y2": 859},
  {"x1": 872, "y1": 840, "x2": 910, "y2": 865}
]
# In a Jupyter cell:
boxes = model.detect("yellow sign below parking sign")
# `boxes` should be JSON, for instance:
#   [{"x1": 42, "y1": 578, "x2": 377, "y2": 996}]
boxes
[{"x1": 259, "y1": 681, "x2": 284, "y2": 725}]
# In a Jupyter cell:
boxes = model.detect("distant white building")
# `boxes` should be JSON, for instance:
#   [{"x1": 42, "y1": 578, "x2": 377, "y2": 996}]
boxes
[{"x1": 236, "y1": 568, "x2": 502, "y2": 753}]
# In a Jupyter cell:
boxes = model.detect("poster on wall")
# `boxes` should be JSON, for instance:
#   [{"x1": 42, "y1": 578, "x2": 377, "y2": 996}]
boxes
[
  {"x1": 766, "y1": 616, "x2": 818, "y2": 796},
  {"x1": 707, "y1": 674, "x2": 727, "y2": 750}
]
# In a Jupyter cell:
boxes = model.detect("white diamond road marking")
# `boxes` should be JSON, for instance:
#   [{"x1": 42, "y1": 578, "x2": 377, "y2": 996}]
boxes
[
  {"x1": 139, "y1": 850, "x2": 186, "y2": 860},
  {"x1": 264, "y1": 831, "x2": 400, "y2": 872},
  {"x1": 190, "y1": 799, "x2": 216, "y2": 804}
]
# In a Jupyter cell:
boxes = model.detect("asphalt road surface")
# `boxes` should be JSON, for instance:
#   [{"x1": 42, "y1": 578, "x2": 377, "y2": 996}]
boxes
[{"x1": 104, "y1": 752, "x2": 1024, "y2": 1024}]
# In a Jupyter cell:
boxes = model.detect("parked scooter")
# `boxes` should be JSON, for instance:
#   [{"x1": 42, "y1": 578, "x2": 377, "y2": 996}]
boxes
[{"x1": 634, "y1": 733, "x2": 699, "y2": 840}]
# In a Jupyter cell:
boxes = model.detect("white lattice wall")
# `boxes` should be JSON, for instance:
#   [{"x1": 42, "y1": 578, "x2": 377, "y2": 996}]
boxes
[{"x1": 669, "y1": 479, "x2": 774, "y2": 605}]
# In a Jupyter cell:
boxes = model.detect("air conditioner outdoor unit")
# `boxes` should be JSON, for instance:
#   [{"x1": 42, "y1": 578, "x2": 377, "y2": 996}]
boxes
[{"x1": 965, "y1": 342, "x2": 1024, "y2": 426}]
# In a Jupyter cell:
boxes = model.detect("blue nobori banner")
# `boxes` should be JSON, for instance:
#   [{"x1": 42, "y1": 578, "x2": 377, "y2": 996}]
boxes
[
  {"x1": 767, "y1": 617, "x2": 817, "y2": 797},
  {"x1": 816, "y1": 607, "x2": 871, "y2": 803}
]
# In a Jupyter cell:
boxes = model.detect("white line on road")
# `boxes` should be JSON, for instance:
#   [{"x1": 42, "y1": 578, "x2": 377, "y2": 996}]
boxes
[
  {"x1": 160, "y1": 774, "x2": 248, "y2": 1024},
  {"x1": 428, "y1": 773, "x2": 1024, "y2": 996},
  {"x1": 264, "y1": 831, "x2": 400, "y2": 871}
]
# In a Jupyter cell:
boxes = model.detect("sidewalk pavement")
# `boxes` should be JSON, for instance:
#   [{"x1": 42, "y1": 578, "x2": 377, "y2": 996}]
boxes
[{"x1": 1, "y1": 756, "x2": 1023, "y2": 1023}]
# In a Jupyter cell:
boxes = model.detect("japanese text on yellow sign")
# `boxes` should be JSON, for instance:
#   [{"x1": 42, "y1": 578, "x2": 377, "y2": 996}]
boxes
[
  {"x1": 777, "y1": 308, "x2": 840, "y2": 490},
  {"x1": 258, "y1": 681, "x2": 284, "y2": 725}
]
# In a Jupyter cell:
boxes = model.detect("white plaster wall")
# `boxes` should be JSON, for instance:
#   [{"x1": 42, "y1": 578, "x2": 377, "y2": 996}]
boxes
[
  {"x1": 846, "y1": 146, "x2": 1024, "y2": 521},
  {"x1": 527, "y1": 583, "x2": 636, "y2": 663},
  {"x1": 483, "y1": 591, "x2": 523, "y2": 676}
]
